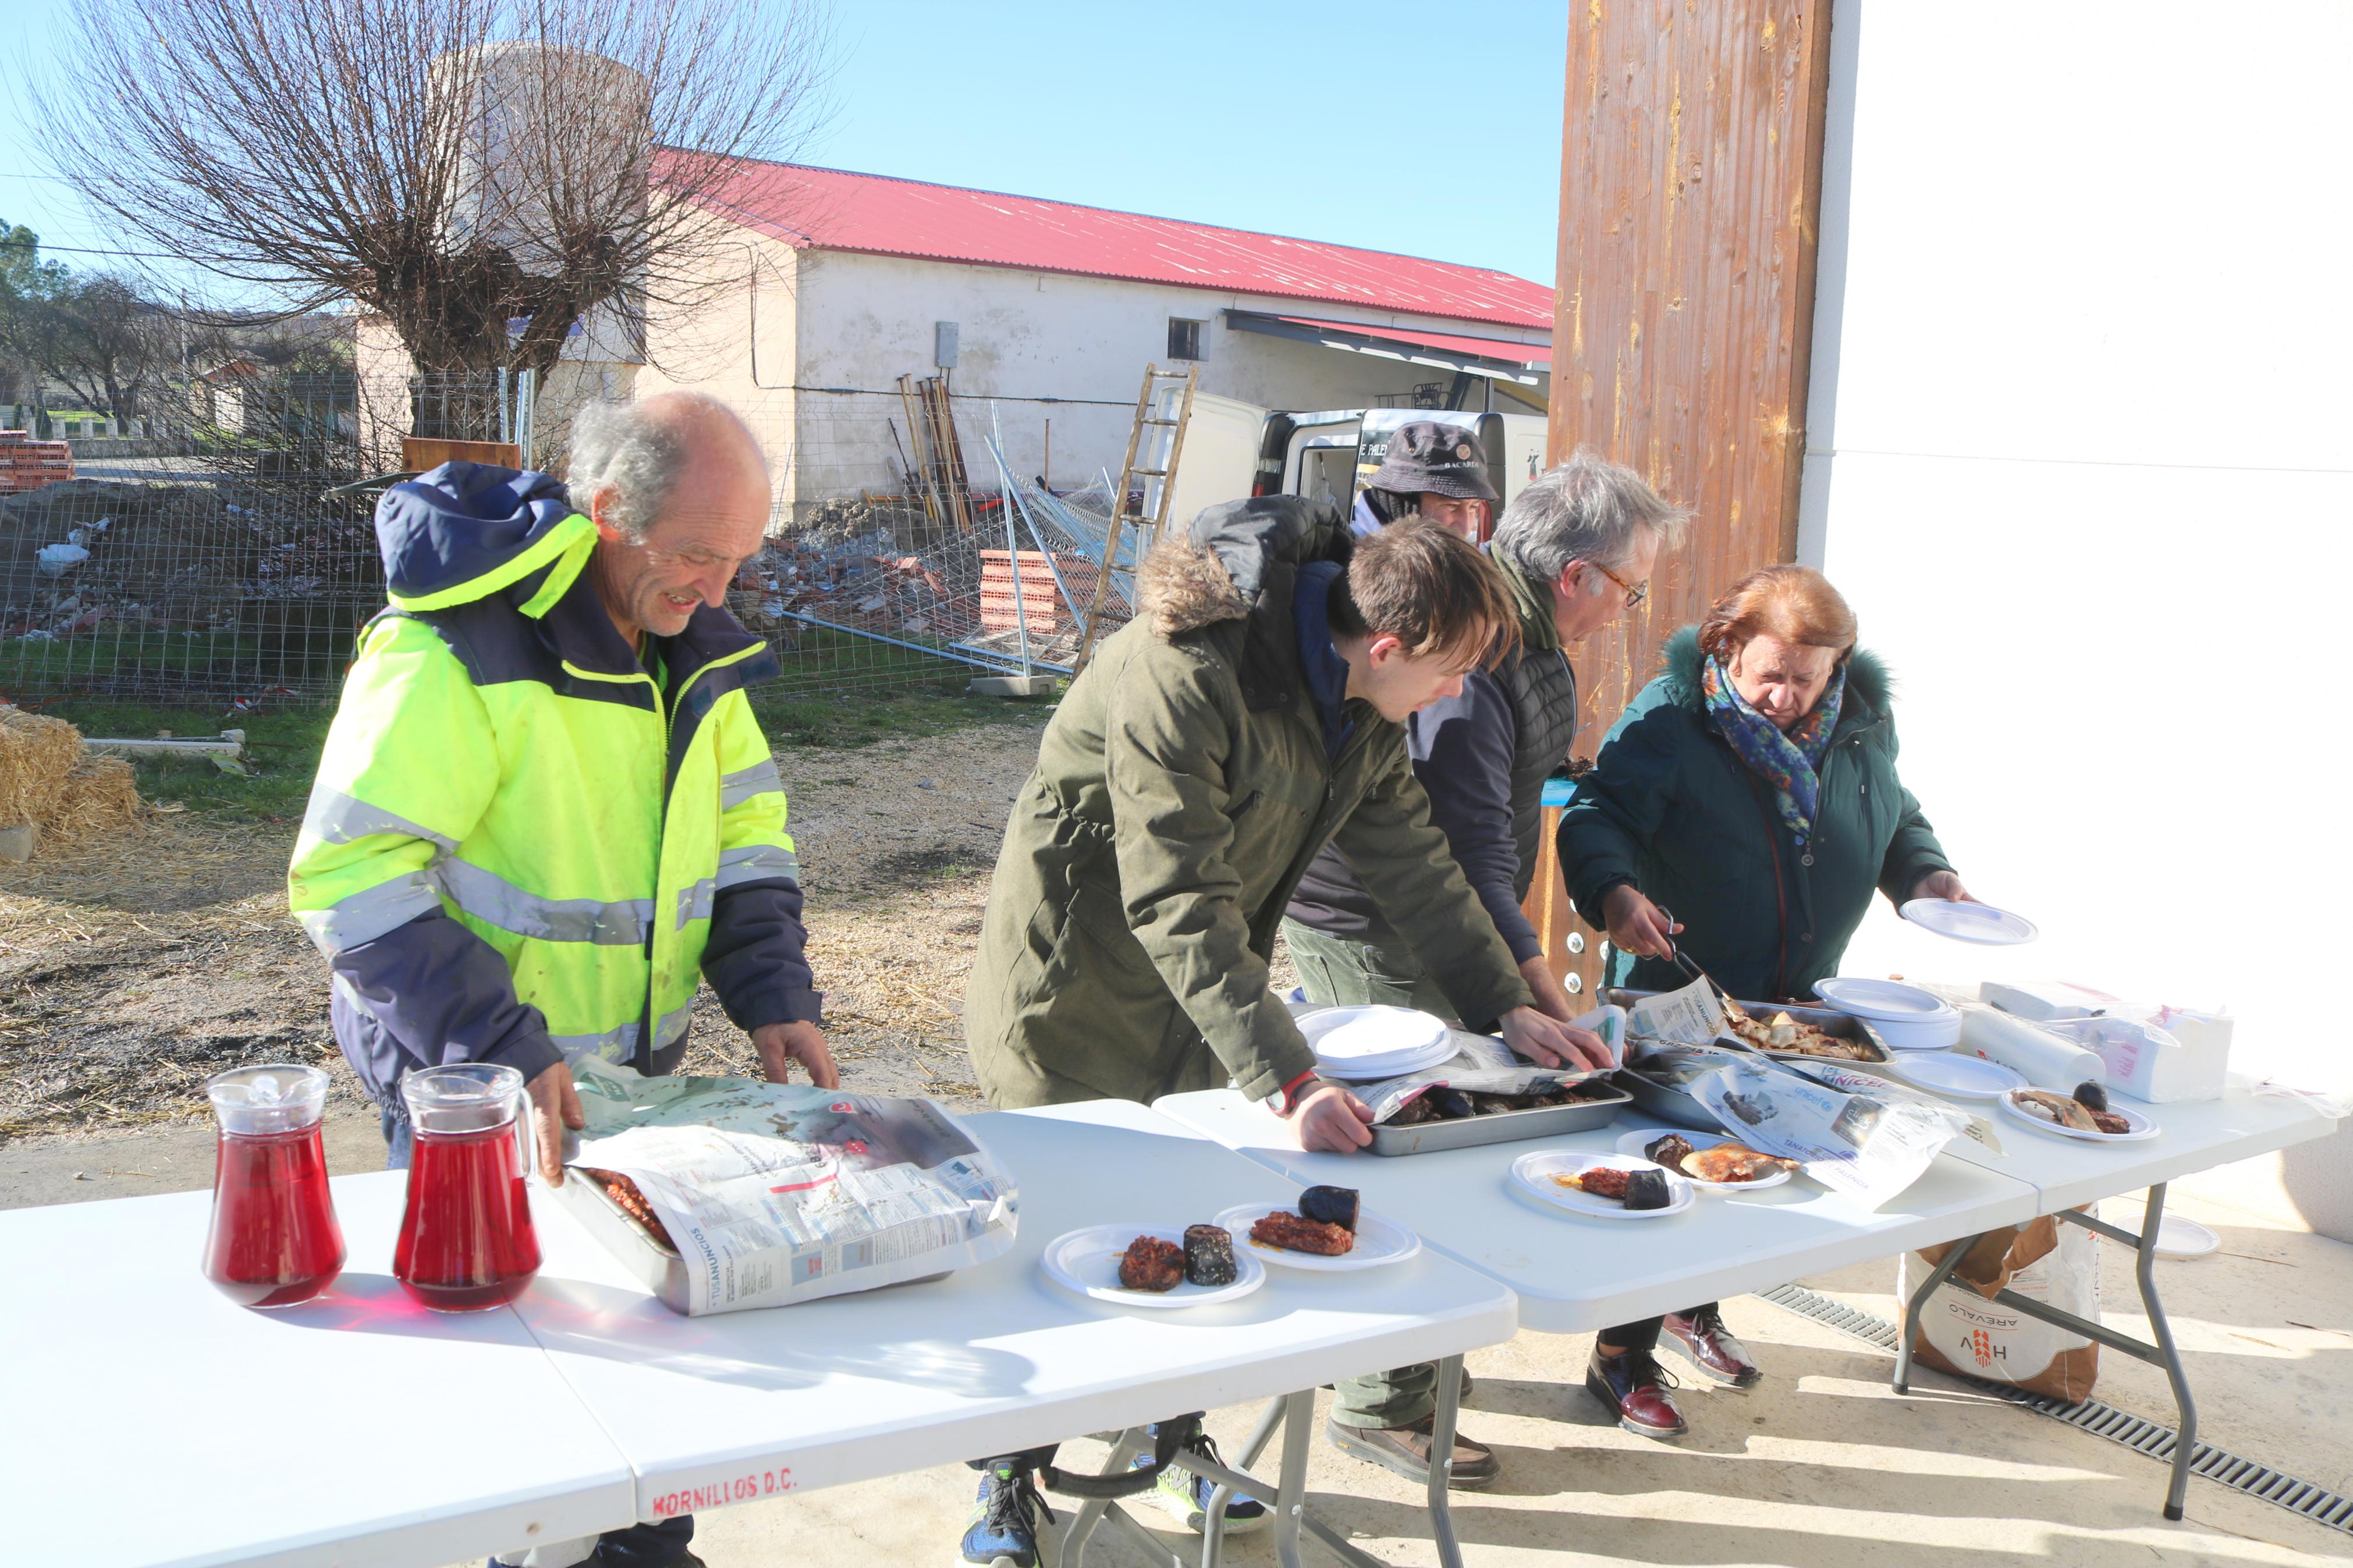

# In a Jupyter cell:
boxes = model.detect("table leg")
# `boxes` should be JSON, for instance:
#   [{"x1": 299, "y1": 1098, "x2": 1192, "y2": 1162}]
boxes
[
  {"x1": 1201, "y1": 1398, "x2": 1287, "y2": 1568},
  {"x1": 1060, "y1": 1427, "x2": 1155, "y2": 1568},
  {"x1": 1272, "y1": 1389, "x2": 1314, "y2": 1568},
  {"x1": 2136, "y1": 1183, "x2": 2201, "y2": 1522},
  {"x1": 1426, "y1": 1354, "x2": 1465, "y2": 1568},
  {"x1": 1894, "y1": 1232, "x2": 1981, "y2": 1395}
]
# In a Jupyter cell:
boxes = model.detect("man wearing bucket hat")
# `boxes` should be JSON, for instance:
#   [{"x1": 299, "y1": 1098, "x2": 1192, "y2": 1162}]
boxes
[{"x1": 1352, "y1": 418, "x2": 1500, "y2": 542}]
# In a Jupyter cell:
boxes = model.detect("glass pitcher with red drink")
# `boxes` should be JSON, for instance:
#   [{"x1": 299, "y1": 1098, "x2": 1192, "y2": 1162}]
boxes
[
  {"x1": 203, "y1": 1063, "x2": 346, "y2": 1307},
  {"x1": 393, "y1": 1062, "x2": 542, "y2": 1311}
]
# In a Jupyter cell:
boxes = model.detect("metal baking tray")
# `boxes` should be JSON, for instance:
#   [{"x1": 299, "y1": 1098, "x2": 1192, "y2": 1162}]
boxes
[
  {"x1": 553, "y1": 1167, "x2": 695, "y2": 1314},
  {"x1": 1605, "y1": 988, "x2": 1893, "y2": 1066},
  {"x1": 1369, "y1": 1080, "x2": 1633, "y2": 1156},
  {"x1": 1611, "y1": 1043, "x2": 1750, "y2": 1132}
]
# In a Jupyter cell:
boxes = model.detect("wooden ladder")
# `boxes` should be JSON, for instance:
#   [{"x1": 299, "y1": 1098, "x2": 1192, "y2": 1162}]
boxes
[{"x1": 1073, "y1": 363, "x2": 1198, "y2": 673}]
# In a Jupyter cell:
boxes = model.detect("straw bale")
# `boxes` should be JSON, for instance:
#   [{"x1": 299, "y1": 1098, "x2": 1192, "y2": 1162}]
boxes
[
  {"x1": 0, "y1": 710, "x2": 145, "y2": 853},
  {"x1": 0, "y1": 710, "x2": 84, "y2": 829}
]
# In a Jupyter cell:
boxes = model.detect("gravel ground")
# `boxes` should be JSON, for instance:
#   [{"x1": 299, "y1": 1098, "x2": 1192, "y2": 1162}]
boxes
[{"x1": 0, "y1": 718, "x2": 1056, "y2": 1144}]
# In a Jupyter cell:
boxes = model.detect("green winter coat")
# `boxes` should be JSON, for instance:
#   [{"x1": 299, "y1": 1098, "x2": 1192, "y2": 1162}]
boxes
[
  {"x1": 966, "y1": 496, "x2": 1532, "y2": 1110},
  {"x1": 1559, "y1": 627, "x2": 1953, "y2": 1002}
]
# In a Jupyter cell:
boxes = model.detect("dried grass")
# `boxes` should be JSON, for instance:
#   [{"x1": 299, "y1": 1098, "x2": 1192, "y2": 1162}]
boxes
[{"x1": 0, "y1": 710, "x2": 148, "y2": 857}]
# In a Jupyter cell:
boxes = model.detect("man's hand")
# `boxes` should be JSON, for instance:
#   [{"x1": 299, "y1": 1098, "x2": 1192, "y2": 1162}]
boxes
[
  {"x1": 1908, "y1": 869, "x2": 1976, "y2": 904},
  {"x1": 1499, "y1": 1007, "x2": 1615, "y2": 1073},
  {"x1": 1284, "y1": 1080, "x2": 1375, "y2": 1153},
  {"x1": 524, "y1": 1059, "x2": 585, "y2": 1186},
  {"x1": 1603, "y1": 884, "x2": 1681, "y2": 959},
  {"x1": 1518, "y1": 955, "x2": 1580, "y2": 1022},
  {"x1": 753, "y1": 1020, "x2": 840, "y2": 1089}
]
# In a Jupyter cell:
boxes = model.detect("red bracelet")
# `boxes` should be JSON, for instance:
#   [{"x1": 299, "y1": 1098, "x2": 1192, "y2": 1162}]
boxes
[{"x1": 1275, "y1": 1068, "x2": 1319, "y2": 1115}]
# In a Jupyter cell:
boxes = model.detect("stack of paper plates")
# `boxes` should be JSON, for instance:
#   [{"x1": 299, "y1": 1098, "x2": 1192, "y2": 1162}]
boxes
[{"x1": 1300, "y1": 1007, "x2": 1457, "y2": 1081}]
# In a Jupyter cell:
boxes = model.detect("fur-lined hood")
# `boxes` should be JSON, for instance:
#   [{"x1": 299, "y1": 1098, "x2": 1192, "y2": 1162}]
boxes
[
  {"x1": 1136, "y1": 495, "x2": 1351, "y2": 638},
  {"x1": 1130, "y1": 495, "x2": 1353, "y2": 714},
  {"x1": 1655, "y1": 625, "x2": 1893, "y2": 727}
]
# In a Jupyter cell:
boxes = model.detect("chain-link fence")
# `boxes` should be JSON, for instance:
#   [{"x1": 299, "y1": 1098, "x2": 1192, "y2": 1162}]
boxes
[{"x1": 2, "y1": 369, "x2": 1143, "y2": 709}]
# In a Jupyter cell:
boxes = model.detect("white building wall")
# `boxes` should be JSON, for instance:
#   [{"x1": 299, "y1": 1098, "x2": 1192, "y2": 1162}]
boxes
[
  {"x1": 1798, "y1": 2, "x2": 2353, "y2": 1235},
  {"x1": 786, "y1": 247, "x2": 1548, "y2": 503}
]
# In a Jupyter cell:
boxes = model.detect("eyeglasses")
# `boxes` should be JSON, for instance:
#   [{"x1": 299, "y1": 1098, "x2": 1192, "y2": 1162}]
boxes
[{"x1": 1588, "y1": 560, "x2": 1649, "y2": 610}]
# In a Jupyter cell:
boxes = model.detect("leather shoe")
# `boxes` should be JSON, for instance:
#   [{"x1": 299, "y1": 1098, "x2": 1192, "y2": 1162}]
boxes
[
  {"x1": 1662, "y1": 1304, "x2": 1762, "y2": 1389},
  {"x1": 1325, "y1": 1414, "x2": 1500, "y2": 1488},
  {"x1": 1584, "y1": 1347, "x2": 1687, "y2": 1438}
]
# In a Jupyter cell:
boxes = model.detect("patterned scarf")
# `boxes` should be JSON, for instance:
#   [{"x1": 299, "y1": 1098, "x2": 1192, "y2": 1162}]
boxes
[{"x1": 1701, "y1": 653, "x2": 1845, "y2": 845}]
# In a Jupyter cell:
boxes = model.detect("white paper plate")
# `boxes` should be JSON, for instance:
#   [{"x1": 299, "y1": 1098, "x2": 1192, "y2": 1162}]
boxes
[
  {"x1": 1997, "y1": 1089, "x2": 2159, "y2": 1143},
  {"x1": 1211, "y1": 1203, "x2": 1422, "y2": 1272},
  {"x1": 1040, "y1": 1225, "x2": 1267, "y2": 1309},
  {"x1": 1811, "y1": 977, "x2": 1950, "y2": 1019},
  {"x1": 1314, "y1": 1040, "x2": 1458, "y2": 1082},
  {"x1": 1300, "y1": 1007, "x2": 1450, "y2": 1064},
  {"x1": 1900, "y1": 899, "x2": 2039, "y2": 945},
  {"x1": 2155, "y1": 1216, "x2": 2220, "y2": 1258},
  {"x1": 1510, "y1": 1150, "x2": 1695, "y2": 1219},
  {"x1": 1610, "y1": 1128, "x2": 1794, "y2": 1192},
  {"x1": 1886, "y1": 1052, "x2": 2025, "y2": 1101}
]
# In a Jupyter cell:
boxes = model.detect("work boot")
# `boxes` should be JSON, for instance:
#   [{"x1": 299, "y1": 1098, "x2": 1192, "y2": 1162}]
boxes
[
  {"x1": 1325, "y1": 1414, "x2": 1500, "y2": 1488},
  {"x1": 1584, "y1": 1346, "x2": 1688, "y2": 1438},
  {"x1": 957, "y1": 1459, "x2": 1053, "y2": 1567},
  {"x1": 1662, "y1": 1304, "x2": 1763, "y2": 1388}
]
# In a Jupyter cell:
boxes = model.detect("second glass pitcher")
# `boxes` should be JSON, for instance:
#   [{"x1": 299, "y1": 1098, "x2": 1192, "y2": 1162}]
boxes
[{"x1": 393, "y1": 1062, "x2": 542, "y2": 1311}]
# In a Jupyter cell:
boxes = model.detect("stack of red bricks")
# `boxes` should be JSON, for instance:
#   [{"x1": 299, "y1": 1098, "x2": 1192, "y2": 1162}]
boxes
[
  {"x1": 979, "y1": 549, "x2": 1102, "y2": 635},
  {"x1": 0, "y1": 431, "x2": 76, "y2": 495}
]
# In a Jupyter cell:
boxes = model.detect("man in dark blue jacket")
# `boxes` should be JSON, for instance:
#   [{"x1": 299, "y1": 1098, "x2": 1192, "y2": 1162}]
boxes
[{"x1": 1284, "y1": 450, "x2": 1685, "y2": 1483}]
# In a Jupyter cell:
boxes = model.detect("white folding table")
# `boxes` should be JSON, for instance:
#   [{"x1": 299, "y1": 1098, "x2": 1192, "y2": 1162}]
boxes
[
  {"x1": 1893, "y1": 1081, "x2": 2341, "y2": 1519},
  {"x1": 1149, "y1": 1089, "x2": 2042, "y2": 1332},
  {"x1": 0, "y1": 1174, "x2": 638, "y2": 1568},
  {"x1": 511, "y1": 1098, "x2": 1520, "y2": 1568}
]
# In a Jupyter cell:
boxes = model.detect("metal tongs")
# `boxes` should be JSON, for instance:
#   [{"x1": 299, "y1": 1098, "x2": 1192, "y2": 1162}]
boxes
[{"x1": 1653, "y1": 906, "x2": 1751, "y2": 1026}]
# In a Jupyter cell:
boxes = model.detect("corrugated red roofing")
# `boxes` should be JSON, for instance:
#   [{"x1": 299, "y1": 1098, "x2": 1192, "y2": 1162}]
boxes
[
  {"x1": 1271, "y1": 315, "x2": 1553, "y2": 367},
  {"x1": 688, "y1": 158, "x2": 1554, "y2": 332}
]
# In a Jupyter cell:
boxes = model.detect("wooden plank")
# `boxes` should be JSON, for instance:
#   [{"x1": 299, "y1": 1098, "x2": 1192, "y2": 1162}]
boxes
[
  {"x1": 402, "y1": 436, "x2": 522, "y2": 472},
  {"x1": 1540, "y1": 0, "x2": 1835, "y2": 998}
]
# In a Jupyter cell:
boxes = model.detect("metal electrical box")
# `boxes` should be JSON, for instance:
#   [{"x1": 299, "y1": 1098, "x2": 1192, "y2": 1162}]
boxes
[{"x1": 934, "y1": 321, "x2": 960, "y2": 369}]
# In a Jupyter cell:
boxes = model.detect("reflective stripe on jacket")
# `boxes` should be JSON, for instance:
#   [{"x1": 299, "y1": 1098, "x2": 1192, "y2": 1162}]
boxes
[{"x1": 289, "y1": 462, "x2": 818, "y2": 1101}]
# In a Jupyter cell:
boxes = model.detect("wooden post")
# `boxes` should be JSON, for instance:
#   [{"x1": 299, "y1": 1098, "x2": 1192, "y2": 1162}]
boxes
[{"x1": 1531, "y1": 0, "x2": 1837, "y2": 1000}]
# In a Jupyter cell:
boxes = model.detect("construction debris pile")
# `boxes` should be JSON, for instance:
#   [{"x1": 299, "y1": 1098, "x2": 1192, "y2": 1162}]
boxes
[
  {"x1": 0, "y1": 707, "x2": 143, "y2": 862},
  {"x1": 0, "y1": 478, "x2": 382, "y2": 694}
]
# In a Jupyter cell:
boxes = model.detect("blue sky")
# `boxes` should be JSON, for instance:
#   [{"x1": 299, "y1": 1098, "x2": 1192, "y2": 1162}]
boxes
[{"x1": 0, "y1": 0, "x2": 1570, "y2": 307}]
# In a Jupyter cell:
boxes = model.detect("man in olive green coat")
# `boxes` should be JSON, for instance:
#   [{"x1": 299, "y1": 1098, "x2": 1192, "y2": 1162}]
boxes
[
  {"x1": 957, "y1": 501, "x2": 1603, "y2": 1558},
  {"x1": 967, "y1": 497, "x2": 1599, "y2": 1125}
]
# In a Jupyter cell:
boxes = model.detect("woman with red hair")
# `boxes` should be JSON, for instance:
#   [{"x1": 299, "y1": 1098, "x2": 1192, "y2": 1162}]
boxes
[{"x1": 1557, "y1": 563, "x2": 1974, "y2": 1440}]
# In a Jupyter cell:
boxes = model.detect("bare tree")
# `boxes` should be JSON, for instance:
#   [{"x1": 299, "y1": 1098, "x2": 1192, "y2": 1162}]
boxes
[
  {"x1": 2, "y1": 273, "x2": 181, "y2": 421},
  {"x1": 38, "y1": 0, "x2": 832, "y2": 378}
]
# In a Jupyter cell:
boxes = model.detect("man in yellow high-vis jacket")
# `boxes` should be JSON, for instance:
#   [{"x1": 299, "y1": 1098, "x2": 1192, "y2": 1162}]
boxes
[
  {"x1": 291, "y1": 389, "x2": 833, "y2": 1180},
  {"x1": 290, "y1": 393, "x2": 829, "y2": 1567}
]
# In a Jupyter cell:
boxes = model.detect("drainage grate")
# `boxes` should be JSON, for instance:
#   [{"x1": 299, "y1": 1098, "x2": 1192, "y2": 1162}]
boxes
[{"x1": 1758, "y1": 1283, "x2": 2353, "y2": 1536}]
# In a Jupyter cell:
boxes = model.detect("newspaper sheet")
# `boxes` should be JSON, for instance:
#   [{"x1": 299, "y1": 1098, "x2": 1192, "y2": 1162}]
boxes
[
  {"x1": 565, "y1": 1059, "x2": 1018, "y2": 1315},
  {"x1": 1343, "y1": 1005, "x2": 1628, "y2": 1125},
  {"x1": 1690, "y1": 1053, "x2": 1969, "y2": 1211}
]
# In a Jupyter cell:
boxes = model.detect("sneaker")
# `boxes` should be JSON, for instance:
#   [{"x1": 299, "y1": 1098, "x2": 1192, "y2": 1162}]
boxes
[
  {"x1": 957, "y1": 1460, "x2": 1054, "y2": 1568},
  {"x1": 1584, "y1": 1346, "x2": 1687, "y2": 1438},
  {"x1": 1662, "y1": 1304, "x2": 1763, "y2": 1388},
  {"x1": 1325, "y1": 1414, "x2": 1501, "y2": 1488},
  {"x1": 1136, "y1": 1430, "x2": 1268, "y2": 1535}
]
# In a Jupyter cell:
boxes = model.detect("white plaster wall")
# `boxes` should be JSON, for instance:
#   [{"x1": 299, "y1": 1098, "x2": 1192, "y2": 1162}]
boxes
[
  {"x1": 787, "y1": 247, "x2": 1549, "y2": 500},
  {"x1": 1798, "y1": 2, "x2": 2353, "y2": 1235}
]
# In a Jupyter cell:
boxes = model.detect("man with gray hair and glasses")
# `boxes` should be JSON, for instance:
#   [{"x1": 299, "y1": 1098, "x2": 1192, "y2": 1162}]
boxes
[
  {"x1": 290, "y1": 391, "x2": 832, "y2": 1568},
  {"x1": 1283, "y1": 449, "x2": 1687, "y2": 1486}
]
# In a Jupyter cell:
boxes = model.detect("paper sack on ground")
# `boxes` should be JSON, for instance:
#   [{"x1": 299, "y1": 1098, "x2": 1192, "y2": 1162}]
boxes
[{"x1": 562, "y1": 1059, "x2": 1018, "y2": 1315}]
